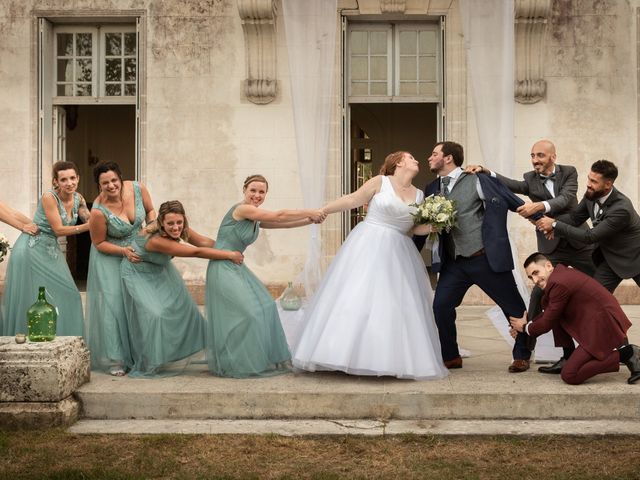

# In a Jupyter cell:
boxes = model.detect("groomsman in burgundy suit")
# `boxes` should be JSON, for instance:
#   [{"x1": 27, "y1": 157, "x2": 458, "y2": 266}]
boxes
[{"x1": 509, "y1": 252, "x2": 640, "y2": 385}]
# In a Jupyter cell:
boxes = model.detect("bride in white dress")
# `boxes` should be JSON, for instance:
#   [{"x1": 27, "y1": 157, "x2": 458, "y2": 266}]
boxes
[{"x1": 293, "y1": 151, "x2": 448, "y2": 380}]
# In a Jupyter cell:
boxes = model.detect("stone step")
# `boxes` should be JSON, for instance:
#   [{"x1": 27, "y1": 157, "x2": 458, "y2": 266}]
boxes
[
  {"x1": 77, "y1": 364, "x2": 640, "y2": 421},
  {"x1": 75, "y1": 306, "x2": 640, "y2": 422},
  {"x1": 69, "y1": 418, "x2": 640, "y2": 436}
]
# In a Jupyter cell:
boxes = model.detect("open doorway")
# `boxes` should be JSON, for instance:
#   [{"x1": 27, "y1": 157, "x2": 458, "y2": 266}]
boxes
[
  {"x1": 349, "y1": 103, "x2": 438, "y2": 227},
  {"x1": 62, "y1": 104, "x2": 136, "y2": 283}
]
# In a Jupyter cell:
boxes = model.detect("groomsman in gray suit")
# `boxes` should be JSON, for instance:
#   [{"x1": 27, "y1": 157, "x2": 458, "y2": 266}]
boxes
[
  {"x1": 537, "y1": 159, "x2": 640, "y2": 293},
  {"x1": 467, "y1": 140, "x2": 594, "y2": 373}
]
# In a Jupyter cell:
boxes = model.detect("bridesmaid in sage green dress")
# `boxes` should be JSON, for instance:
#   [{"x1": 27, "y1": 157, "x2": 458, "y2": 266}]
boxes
[
  {"x1": 205, "y1": 174, "x2": 326, "y2": 378},
  {"x1": 121, "y1": 200, "x2": 243, "y2": 377},
  {"x1": 86, "y1": 162, "x2": 155, "y2": 376},
  {"x1": 1, "y1": 162, "x2": 90, "y2": 337}
]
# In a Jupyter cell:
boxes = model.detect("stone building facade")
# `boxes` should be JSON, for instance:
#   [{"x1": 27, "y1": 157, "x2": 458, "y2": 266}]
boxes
[{"x1": 0, "y1": 0, "x2": 638, "y2": 301}]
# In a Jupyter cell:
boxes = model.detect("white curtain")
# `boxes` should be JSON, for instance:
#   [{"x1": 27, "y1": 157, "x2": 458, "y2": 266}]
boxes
[
  {"x1": 282, "y1": 0, "x2": 337, "y2": 297},
  {"x1": 460, "y1": 0, "x2": 561, "y2": 361}
]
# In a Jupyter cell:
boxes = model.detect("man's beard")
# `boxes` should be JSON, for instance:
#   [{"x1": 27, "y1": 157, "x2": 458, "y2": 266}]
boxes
[{"x1": 585, "y1": 188, "x2": 604, "y2": 200}]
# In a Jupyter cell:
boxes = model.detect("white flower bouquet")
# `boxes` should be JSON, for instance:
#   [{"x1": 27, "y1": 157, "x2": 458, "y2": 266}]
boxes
[
  {"x1": 411, "y1": 194, "x2": 457, "y2": 240},
  {"x1": 0, "y1": 234, "x2": 10, "y2": 263}
]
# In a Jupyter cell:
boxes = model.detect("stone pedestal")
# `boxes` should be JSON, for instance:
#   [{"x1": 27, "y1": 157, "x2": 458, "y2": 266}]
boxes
[{"x1": 0, "y1": 336, "x2": 90, "y2": 429}]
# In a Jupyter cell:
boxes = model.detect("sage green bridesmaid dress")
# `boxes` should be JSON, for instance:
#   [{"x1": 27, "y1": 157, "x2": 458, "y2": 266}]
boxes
[
  {"x1": 1, "y1": 191, "x2": 84, "y2": 337},
  {"x1": 85, "y1": 182, "x2": 146, "y2": 371},
  {"x1": 205, "y1": 204, "x2": 291, "y2": 378},
  {"x1": 120, "y1": 233, "x2": 204, "y2": 377}
]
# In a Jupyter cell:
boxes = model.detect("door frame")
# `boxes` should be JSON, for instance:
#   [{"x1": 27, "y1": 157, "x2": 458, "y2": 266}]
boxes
[
  {"x1": 340, "y1": 15, "x2": 446, "y2": 238},
  {"x1": 33, "y1": 10, "x2": 146, "y2": 198}
]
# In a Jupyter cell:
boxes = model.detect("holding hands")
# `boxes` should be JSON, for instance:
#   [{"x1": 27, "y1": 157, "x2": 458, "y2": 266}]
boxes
[{"x1": 309, "y1": 209, "x2": 327, "y2": 224}]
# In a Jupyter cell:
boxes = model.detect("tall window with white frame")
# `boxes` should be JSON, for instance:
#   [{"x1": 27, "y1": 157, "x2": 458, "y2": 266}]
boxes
[{"x1": 54, "y1": 25, "x2": 137, "y2": 101}]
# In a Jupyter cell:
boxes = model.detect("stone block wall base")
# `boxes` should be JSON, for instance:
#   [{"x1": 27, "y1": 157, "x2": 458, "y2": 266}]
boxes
[
  {"x1": 0, "y1": 397, "x2": 80, "y2": 430},
  {"x1": 0, "y1": 336, "x2": 91, "y2": 402}
]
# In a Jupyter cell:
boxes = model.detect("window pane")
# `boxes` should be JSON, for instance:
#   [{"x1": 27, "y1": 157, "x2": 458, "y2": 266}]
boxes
[
  {"x1": 400, "y1": 57, "x2": 417, "y2": 81},
  {"x1": 370, "y1": 82, "x2": 387, "y2": 95},
  {"x1": 57, "y1": 84, "x2": 73, "y2": 96},
  {"x1": 76, "y1": 59, "x2": 92, "y2": 82},
  {"x1": 419, "y1": 56, "x2": 436, "y2": 81},
  {"x1": 76, "y1": 33, "x2": 92, "y2": 56},
  {"x1": 351, "y1": 82, "x2": 368, "y2": 96},
  {"x1": 399, "y1": 82, "x2": 417, "y2": 95},
  {"x1": 399, "y1": 31, "x2": 417, "y2": 55},
  {"x1": 351, "y1": 56, "x2": 368, "y2": 81},
  {"x1": 75, "y1": 83, "x2": 92, "y2": 96},
  {"x1": 105, "y1": 58, "x2": 122, "y2": 82},
  {"x1": 124, "y1": 33, "x2": 137, "y2": 56},
  {"x1": 370, "y1": 56, "x2": 387, "y2": 81},
  {"x1": 57, "y1": 33, "x2": 73, "y2": 56},
  {"x1": 105, "y1": 84, "x2": 121, "y2": 96},
  {"x1": 370, "y1": 31, "x2": 387, "y2": 55},
  {"x1": 418, "y1": 82, "x2": 437, "y2": 96},
  {"x1": 105, "y1": 33, "x2": 122, "y2": 56},
  {"x1": 419, "y1": 31, "x2": 436, "y2": 55},
  {"x1": 124, "y1": 58, "x2": 136, "y2": 81},
  {"x1": 124, "y1": 83, "x2": 136, "y2": 96},
  {"x1": 57, "y1": 59, "x2": 73, "y2": 82},
  {"x1": 351, "y1": 31, "x2": 367, "y2": 55}
]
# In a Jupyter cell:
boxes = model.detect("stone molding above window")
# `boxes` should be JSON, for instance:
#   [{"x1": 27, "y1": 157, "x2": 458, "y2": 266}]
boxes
[
  {"x1": 237, "y1": 0, "x2": 278, "y2": 104},
  {"x1": 515, "y1": 0, "x2": 551, "y2": 104},
  {"x1": 380, "y1": 0, "x2": 406, "y2": 14}
]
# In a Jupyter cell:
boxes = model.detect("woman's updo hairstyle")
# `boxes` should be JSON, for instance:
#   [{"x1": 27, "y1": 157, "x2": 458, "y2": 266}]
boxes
[
  {"x1": 146, "y1": 200, "x2": 190, "y2": 241},
  {"x1": 93, "y1": 161, "x2": 123, "y2": 187},
  {"x1": 243, "y1": 174, "x2": 269, "y2": 191},
  {"x1": 52, "y1": 161, "x2": 80, "y2": 184},
  {"x1": 379, "y1": 151, "x2": 410, "y2": 176}
]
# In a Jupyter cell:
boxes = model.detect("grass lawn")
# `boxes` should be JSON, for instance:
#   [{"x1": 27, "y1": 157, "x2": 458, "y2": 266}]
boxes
[{"x1": 1, "y1": 430, "x2": 639, "y2": 479}]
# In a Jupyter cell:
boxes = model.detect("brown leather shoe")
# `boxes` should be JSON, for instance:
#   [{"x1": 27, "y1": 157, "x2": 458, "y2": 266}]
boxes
[
  {"x1": 444, "y1": 356, "x2": 463, "y2": 369},
  {"x1": 508, "y1": 359, "x2": 530, "y2": 373}
]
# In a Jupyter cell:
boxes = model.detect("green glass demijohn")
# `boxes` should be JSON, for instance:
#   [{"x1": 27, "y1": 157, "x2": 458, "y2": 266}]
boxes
[
  {"x1": 27, "y1": 286, "x2": 57, "y2": 342},
  {"x1": 280, "y1": 281, "x2": 302, "y2": 311}
]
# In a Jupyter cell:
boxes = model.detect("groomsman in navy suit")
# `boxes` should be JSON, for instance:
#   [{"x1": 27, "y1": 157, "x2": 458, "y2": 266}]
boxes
[
  {"x1": 414, "y1": 141, "x2": 538, "y2": 373},
  {"x1": 467, "y1": 140, "x2": 594, "y2": 374}
]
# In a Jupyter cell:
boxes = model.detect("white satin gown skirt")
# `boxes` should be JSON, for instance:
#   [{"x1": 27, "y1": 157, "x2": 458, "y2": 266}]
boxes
[{"x1": 293, "y1": 178, "x2": 448, "y2": 380}]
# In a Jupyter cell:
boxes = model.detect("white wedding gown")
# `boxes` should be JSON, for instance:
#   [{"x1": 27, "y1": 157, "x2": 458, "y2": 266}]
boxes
[{"x1": 292, "y1": 176, "x2": 448, "y2": 380}]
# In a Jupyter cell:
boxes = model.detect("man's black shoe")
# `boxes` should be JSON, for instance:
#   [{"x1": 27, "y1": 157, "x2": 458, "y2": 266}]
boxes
[
  {"x1": 624, "y1": 345, "x2": 640, "y2": 384},
  {"x1": 538, "y1": 357, "x2": 566, "y2": 374}
]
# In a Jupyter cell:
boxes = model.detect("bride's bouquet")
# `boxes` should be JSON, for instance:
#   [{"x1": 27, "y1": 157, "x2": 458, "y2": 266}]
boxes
[
  {"x1": 411, "y1": 194, "x2": 457, "y2": 240},
  {"x1": 0, "y1": 234, "x2": 10, "y2": 263}
]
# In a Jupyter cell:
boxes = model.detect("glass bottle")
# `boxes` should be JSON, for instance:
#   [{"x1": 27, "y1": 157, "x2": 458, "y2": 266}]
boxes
[
  {"x1": 27, "y1": 286, "x2": 57, "y2": 342},
  {"x1": 280, "y1": 281, "x2": 302, "y2": 311}
]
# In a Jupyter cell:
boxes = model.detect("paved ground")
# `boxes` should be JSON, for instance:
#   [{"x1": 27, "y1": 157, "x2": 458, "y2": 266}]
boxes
[{"x1": 71, "y1": 306, "x2": 640, "y2": 435}]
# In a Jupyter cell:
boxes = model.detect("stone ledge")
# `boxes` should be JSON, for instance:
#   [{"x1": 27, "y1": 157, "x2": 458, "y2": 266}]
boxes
[
  {"x1": 0, "y1": 336, "x2": 90, "y2": 402},
  {"x1": 0, "y1": 396, "x2": 80, "y2": 430}
]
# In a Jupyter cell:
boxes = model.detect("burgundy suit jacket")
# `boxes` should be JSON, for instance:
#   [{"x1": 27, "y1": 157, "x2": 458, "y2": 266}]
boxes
[{"x1": 528, "y1": 264, "x2": 631, "y2": 360}]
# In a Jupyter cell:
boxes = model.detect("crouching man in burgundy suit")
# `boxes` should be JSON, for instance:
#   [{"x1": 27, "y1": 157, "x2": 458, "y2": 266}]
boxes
[{"x1": 509, "y1": 252, "x2": 640, "y2": 385}]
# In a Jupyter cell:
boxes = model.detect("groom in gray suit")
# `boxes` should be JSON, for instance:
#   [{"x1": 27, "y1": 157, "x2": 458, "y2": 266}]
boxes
[
  {"x1": 537, "y1": 159, "x2": 640, "y2": 293},
  {"x1": 467, "y1": 140, "x2": 594, "y2": 373}
]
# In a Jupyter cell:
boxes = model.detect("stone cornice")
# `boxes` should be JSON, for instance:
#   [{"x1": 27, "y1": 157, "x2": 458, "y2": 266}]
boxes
[
  {"x1": 237, "y1": 0, "x2": 278, "y2": 104},
  {"x1": 515, "y1": 0, "x2": 551, "y2": 104}
]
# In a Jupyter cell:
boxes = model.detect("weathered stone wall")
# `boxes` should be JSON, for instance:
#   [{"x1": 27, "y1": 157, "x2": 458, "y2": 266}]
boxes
[
  {"x1": 510, "y1": 0, "x2": 639, "y2": 267},
  {"x1": 0, "y1": 0, "x2": 638, "y2": 295}
]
